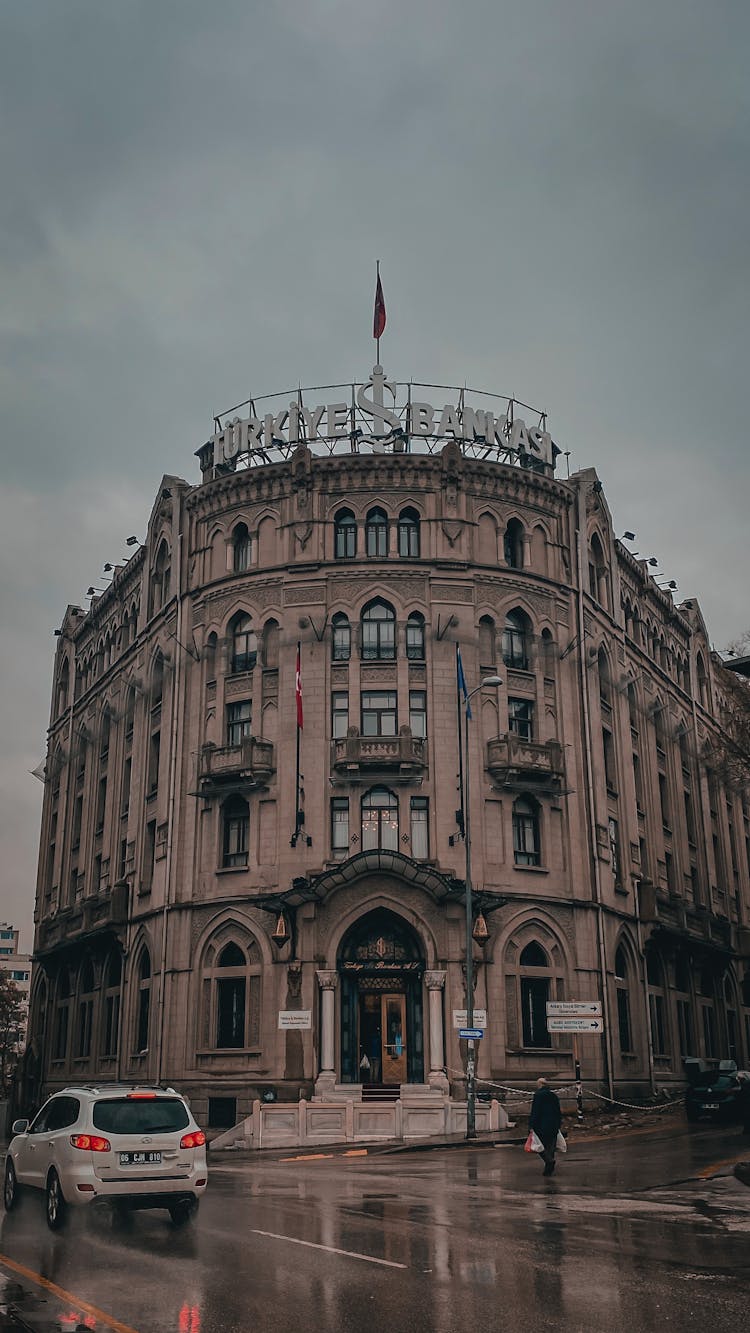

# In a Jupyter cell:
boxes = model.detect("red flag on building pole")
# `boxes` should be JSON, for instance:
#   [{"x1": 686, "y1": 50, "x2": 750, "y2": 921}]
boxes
[
  {"x1": 295, "y1": 642, "x2": 303, "y2": 729},
  {"x1": 373, "y1": 262, "x2": 386, "y2": 358}
]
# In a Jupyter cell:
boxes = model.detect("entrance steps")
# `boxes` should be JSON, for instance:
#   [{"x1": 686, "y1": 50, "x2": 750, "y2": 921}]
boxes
[{"x1": 362, "y1": 1084, "x2": 400, "y2": 1102}]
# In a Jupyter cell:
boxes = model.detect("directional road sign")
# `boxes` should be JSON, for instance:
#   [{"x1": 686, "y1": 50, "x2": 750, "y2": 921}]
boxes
[
  {"x1": 458, "y1": 1028, "x2": 484, "y2": 1040},
  {"x1": 546, "y1": 1001, "x2": 602, "y2": 1016},
  {"x1": 547, "y1": 1017, "x2": 604, "y2": 1033}
]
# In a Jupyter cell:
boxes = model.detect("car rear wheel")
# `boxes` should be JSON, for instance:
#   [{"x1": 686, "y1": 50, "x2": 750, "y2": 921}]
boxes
[
  {"x1": 168, "y1": 1199, "x2": 198, "y2": 1227},
  {"x1": 46, "y1": 1170, "x2": 67, "y2": 1231},
  {"x1": 4, "y1": 1160, "x2": 19, "y2": 1212}
]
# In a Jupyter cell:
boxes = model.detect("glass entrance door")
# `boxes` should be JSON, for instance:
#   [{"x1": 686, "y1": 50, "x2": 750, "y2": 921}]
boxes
[
  {"x1": 358, "y1": 991, "x2": 407, "y2": 1085},
  {"x1": 381, "y1": 993, "x2": 407, "y2": 1084}
]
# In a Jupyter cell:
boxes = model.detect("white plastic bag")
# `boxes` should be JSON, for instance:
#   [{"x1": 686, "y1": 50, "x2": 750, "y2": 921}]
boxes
[
  {"x1": 524, "y1": 1130, "x2": 544, "y2": 1153},
  {"x1": 556, "y1": 1131, "x2": 567, "y2": 1153}
]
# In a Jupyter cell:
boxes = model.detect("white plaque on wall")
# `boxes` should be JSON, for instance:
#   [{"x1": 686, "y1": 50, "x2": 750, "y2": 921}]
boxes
[
  {"x1": 452, "y1": 1009, "x2": 487, "y2": 1029},
  {"x1": 278, "y1": 1010, "x2": 312, "y2": 1030}
]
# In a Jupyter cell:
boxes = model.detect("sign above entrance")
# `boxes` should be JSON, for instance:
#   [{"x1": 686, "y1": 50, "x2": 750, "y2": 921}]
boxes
[{"x1": 204, "y1": 365, "x2": 555, "y2": 475}]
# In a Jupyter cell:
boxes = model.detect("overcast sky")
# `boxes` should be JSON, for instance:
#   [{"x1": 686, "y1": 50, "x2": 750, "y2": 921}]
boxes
[{"x1": 1, "y1": 0, "x2": 748, "y2": 948}]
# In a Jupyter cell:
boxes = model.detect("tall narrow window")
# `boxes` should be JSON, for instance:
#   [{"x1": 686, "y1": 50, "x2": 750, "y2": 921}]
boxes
[
  {"x1": 361, "y1": 691, "x2": 397, "y2": 736},
  {"x1": 365, "y1": 508, "x2": 388, "y2": 558},
  {"x1": 598, "y1": 649, "x2": 611, "y2": 708},
  {"x1": 216, "y1": 943, "x2": 247, "y2": 1049},
  {"x1": 512, "y1": 796, "x2": 541, "y2": 866},
  {"x1": 331, "y1": 798, "x2": 350, "y2": 858},
  {"x1": 502, "y1": 610, "x2": 530, "y2": 670},
  {"x1": 609, "y1": 817, "x2": 621, "y2": 886},
  {"x1": 334, "y1": 510, "x2": 357, "y2": 559},
  {"x1": 232, "y1": 523, "x2": 251, "y2": 572},
  {"x1": 361, "y1": 788, "x2": 399, "y2": 852},
  {"x1": 229, "y1": 613, "x2": 257, "y2": 674},
  {"x1": 398, "y1": 508, "x2": 420, "y2": 558},
  {"x1": 76, "y1": 960, "x2": 95, "y2": 1059},
  {"x1": 95, "y1": 776, "x2": 108, "y2": 833},
  {"x1": 332, "y1": 613, "x2": 351, "y2": 662},
  {"x1": 508, "y1": 698, "x2": 533, "y2": 741},
  {"x1": 361, "y1": 600, "x2": 396, "y2": 661},
  {"x1": 102, "y1": 952, "x2": 121, "y2": 1058},
  {"x1": 142, "y1": 819, "x2": 156, "y2": 893},
  {"x1": 147, "y1": 730, "x2": 161, "y2": 795},
  {"x1": 53, "y1": 968, "x2": 71, "y2": 1061},
  {"x1": 410, "y1": 797, "x2": 429, "y2": 859},
  {"x1": 331, "y1": 692, "x2": 349, "y2": 739},
  {"x1": 519, "y1": 942, "x2": 552, "y2": 1048},
  {"x1": 227, "y1": 700, "x2": 252, "y2": 746},
  {"x1": 409, "y1": 691, "x2": 427, "y2": 739},
  {"x1": 503, "y1": 518, "x2": 524, "y2": 569},
  {"x1": 149, "y1": 540, "x2": 171, "y2": 617},
  {"x1": 602, "y1": 728, "x2": 617, "y2": 792},
  {"x1": 135, "y1": 951, "x2": 151, "y2": 1054},
  {"x1": 406, "y1": 612, "x2": 426, "y2": 661},
  {"x1": 646, "y1": 951, "x2": 669, "y2": 1056},
  {"x1": 615, "y1": 947, "x2": 632, "y2": 1053},
  {"x1": 222, "y1": 796, "x2": 249, "y2": 868}
]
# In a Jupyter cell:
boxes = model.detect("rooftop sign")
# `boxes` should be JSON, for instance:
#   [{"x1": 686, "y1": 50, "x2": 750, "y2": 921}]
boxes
[{"x1": 203, "y1": 364, "x2": 556, "y2": 475}]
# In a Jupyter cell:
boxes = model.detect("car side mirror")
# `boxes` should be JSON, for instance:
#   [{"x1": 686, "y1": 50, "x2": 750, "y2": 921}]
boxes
[{"x1": 11, "y1": 1118, "x2": 29, "y2": 1134}]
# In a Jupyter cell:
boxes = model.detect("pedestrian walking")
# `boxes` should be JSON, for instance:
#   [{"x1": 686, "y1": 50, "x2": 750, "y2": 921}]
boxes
[{"x1": 529, "y1": 1077, "x2": 562, "y2": 1176}]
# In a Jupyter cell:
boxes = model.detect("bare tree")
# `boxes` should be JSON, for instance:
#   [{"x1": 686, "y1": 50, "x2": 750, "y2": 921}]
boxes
[
  {"x1": 709, "y1": 655, "x2": 750, "y2": 793},
  {"x1": 0, "y1": 970, "x2": 25, "y2": 1097}
]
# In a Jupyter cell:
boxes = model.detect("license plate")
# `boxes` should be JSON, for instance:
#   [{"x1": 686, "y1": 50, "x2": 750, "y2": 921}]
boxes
[
  {"x1": 700, "y1": 1103, "x2": 720, "y2": 1111},
  {"x1": 119, "y1": 1151, "x2": 162, "y2": 1165}
]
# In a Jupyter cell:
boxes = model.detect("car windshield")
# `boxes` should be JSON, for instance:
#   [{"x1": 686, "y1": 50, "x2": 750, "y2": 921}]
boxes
[{"x1": 92, "y1": 1097, "x2": 190, "y2": 1135}]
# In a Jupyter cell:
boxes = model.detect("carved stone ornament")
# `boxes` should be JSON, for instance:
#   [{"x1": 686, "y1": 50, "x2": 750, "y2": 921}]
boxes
[
  {"x1": 425, "y1": 971, "x2": 446, "y2": 990},
  {"x1": 284, "y1": 583, "x2": 326, "y2": 606},
  {"x1": 441, "y1": 521, "x2": 462, "y2": 548},
  {"x1": 293, "y1": 523, "x2": 313, "y2": 551},
  {"x1": 287, "y1": 963, "x2": 303, "y2": 999},
  {"x1": 316, "y1": 970, "x2": 338, "y2": 991}
]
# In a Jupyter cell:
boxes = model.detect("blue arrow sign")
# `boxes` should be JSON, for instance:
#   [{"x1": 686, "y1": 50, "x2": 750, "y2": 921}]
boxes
[{"x1": 459, "y1": 1028, "x2": 484, "y2": 1040}]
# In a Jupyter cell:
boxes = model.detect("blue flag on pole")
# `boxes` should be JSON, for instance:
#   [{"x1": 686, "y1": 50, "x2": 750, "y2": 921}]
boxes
[{"x1": 457, "y1": 644, "x2": 472, "y2": 719}]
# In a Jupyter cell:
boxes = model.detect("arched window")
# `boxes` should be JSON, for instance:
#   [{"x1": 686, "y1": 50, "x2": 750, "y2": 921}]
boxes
[
  {"x1": 332, "y1": 613, "x2": 351, "y2": 662},
  {"x1": 615, "y1": 946, "x2": 633, "y2": 1054},
  {"x1": 101, "y1": 951, "x2": 122, "y2": 1058},
  {"x1": 204, "y1": 632, "x2": 217, "y2": 684},
  {"x1": 627, "y1": 682, "x2": 639, "y2": 734},
  {"x1": 222, "y1": 795, "x2": 249, "y2": 868},
  {"x1": 406, "y1": 612, "x2": 425, "y2": 661},
  {"x1": 232, "y1": 523, "x2": 251, "y2": 572},
  {"x1": 398, "y1": 508, "x2": 420, "y2": 558},
  {"x1": 120, "y1": 612, "x2": 130, "y2": 652},
  {"x1": 519, "y1": 942, "x2": 552, "y2": 1048},
  {"x1": 262, "y1": 619, "x2": 279, "y2": 669},
  {"x1": 512, "y1": 795, "x2": 541, "y2": 866},
  {"x1": 99, "y1": 710, "x2": 111, "y2": 760},
  {"x1": 361, "y1": 787, "x2": 399, "y2": 852},
  {"x1": 200, "y1": 930, "x2": 262, "y2": 1053},
  {"x1": 76, "y1": 959, "x2": 95, "y2": 1059},
  {"x1": 589, "y1": 532, "x2": 609, "y2": 610},
  {"x1": 696, "y1": 653, "x2": 709, "y2": 708},
  {"x1": 149, "y1": 539, "x2": 171, "y2": 617},
  {"x1": 135, "y1": 949, "x2": 151, "y2": 1055},
  {"x1": 361, "y1": 599, "x2": 396, "y2": 661},
  {"x1": 503, "y1": 518, "x2": 524, "y2": 569},
  {"x1": 365, "y1": 507, "x2": 388, "y2": 558},
  {"x1": 502, "y1": 610, "x2": 530, "y2": 670},
  {"x1": 229, "y1": 613, "x2": 257, "y2": 674},
  {"x1": 334, "y1": 509, "x2": 357, "y2": 560},
  {"x1": 56, "y1": 658, "x2": 70, "y2": 718}
]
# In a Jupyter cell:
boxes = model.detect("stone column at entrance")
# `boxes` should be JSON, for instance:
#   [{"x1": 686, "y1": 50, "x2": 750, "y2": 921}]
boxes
[
  {"x1": 315, "y1": 970, "x2": 338, "y2": 1099},
  {"x1": 425, "y1": 971, "x2": 449, "y2": 1094}
]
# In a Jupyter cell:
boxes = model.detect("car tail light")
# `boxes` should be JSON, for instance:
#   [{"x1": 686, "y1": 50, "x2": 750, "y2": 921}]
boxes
[
  {"x1": 70, "y1": 1134, "x2": 111, "y2": 1152},
  {"x1": 127, "y1": 1092, "x2": 156, "y2": 1099},
  {"x1": 180, "y1": 1131, "x2": 206, "y2": 1149}
]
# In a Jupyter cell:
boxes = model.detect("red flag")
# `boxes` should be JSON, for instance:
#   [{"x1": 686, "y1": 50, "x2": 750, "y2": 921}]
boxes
[
  {"x1": 295, "y1": 643, "x2": 303, "y2": 730},
  {"x1": 373, "y1": 272, "x2": 386, "y2": 340}
]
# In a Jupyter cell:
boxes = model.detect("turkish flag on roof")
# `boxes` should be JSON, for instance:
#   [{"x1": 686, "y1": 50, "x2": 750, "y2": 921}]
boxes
[{"x1": 373, "y1": 272, "x2": 386, "y2": 340}]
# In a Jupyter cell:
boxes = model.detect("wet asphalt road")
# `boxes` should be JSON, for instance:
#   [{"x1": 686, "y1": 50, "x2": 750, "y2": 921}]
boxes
[{"x1": 1, "y1": 1123, "x2": 749, "y2": 1333}]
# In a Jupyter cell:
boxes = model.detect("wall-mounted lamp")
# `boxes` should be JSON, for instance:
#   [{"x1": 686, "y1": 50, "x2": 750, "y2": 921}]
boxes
[
  {"x1": 472, "y1": 912, "x2": 490, "y2": 945},
  {"x1": 271, "y1": 911, "x2": 291, "y2": 948}
]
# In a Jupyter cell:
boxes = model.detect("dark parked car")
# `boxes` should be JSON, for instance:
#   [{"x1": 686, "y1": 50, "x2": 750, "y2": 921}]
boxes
[{"x1": 684, "y1": 1058, "x2": 750, "y2": 1124}]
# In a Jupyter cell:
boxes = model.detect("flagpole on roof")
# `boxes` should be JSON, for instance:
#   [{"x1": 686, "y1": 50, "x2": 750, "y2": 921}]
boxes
[{"x1": 376, "y1": 260, "x2": 380, "y2": 364}]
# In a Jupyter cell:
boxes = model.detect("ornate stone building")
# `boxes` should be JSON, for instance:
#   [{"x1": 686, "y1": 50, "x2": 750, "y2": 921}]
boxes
[{"x1": 23, "y1": 369, "x2": 750, "y2": 1133}]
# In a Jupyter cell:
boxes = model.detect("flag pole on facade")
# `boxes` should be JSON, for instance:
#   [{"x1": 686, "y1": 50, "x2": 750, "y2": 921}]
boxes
[
  {"x1": 373, "y1": 260, "x2": 386, "y2": 364},
  {"x1": 291, "y1": 642, "x2": 304, "y2": 846},
  {"x1": 455, "y1": 645, "x2": 466, "y2": 839}
]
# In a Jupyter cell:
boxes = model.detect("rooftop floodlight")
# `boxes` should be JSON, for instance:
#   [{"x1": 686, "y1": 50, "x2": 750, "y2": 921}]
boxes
[
  {"x1": 647, "y1": 557, "x2": 658, "y2": 567},
  {"x1": 103, "y1": 563, "x2": 114, "y2": 572},
  {"x1": 621, "y1": 531, "x2": 636, "y2": 541},
  {"x1": 125, "y1": 536, "x2": 139, "y2": 546}
]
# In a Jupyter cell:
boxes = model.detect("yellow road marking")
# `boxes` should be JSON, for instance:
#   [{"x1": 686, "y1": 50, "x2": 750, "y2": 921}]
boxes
[
  {"x1": 343, "y1": 1149, "x2": 368, "y2": 1157},
  {"x1": 278, "y1": 1152, "x2": 333, "y2": 1162},
  {"x1": 0, "y1": 1251, "x2": 140, "y2": 1333},
  {"x1": 695, "y1": 1153, "x2": 750, "y2": 1178}
]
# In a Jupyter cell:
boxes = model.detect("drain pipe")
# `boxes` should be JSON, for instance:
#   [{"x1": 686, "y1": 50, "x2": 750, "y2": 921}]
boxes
[{"x1": 573, "y1": 486, "x2": 615, "y2": 1101}]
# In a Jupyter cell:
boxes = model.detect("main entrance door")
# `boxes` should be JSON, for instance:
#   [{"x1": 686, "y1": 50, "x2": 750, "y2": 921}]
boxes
[
  {"x1": 359, "y1": 990, "x2": 407, "y2": 1085},
  {"x1": 338, "y1": 908, "x2": 424, "y2": 1085}
]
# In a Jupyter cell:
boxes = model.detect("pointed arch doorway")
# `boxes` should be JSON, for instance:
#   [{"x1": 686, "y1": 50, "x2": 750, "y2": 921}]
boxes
[{"x1": 338, "y1": 909, "x2": 424, "y2": 1086}]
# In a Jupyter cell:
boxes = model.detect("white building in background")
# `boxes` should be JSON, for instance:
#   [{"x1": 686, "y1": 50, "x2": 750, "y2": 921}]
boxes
[{"x1": 0, "y1": 923, "x2": 31, "y2": 1054}]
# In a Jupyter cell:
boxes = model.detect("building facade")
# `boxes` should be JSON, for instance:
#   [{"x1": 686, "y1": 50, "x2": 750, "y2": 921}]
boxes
[
  {"x1": 0, "y1": 923, "x2": 31, "y2": 1082},
  {"x1": 23, "y1": 369, "x2": 750, "y2": 1131}
]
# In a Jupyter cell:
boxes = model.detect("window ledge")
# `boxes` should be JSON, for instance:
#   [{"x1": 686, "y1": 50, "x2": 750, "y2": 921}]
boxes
[
  {"x1": 506, "y1": 1047, "x2": 557, "y2": 1056},
  {"x1": 216, "y1": 865, "x2": 250, "y2": 876},
  {"x1": 513, "y1": 864, "x2": 549, "y2": 874},
  {"x1": 196, "y1": 1048, "x2": 262, "y2": 1058}
]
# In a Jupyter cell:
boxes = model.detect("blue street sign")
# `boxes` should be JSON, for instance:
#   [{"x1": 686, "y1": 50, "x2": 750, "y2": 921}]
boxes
[{"x1": 459, "y1": 1028, "x2": 484, "y2": 1040}]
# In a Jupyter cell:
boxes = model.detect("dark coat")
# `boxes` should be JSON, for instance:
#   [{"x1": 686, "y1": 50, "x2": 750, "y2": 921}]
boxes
[{"x1": 529, "y1": 1086, "x2": 562, "y2": 1140}]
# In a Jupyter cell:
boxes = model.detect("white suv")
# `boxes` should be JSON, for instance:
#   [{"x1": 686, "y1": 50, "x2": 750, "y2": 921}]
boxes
[{"x1": 3, "y1": 1085, "x2": 208, "y2": 1230}]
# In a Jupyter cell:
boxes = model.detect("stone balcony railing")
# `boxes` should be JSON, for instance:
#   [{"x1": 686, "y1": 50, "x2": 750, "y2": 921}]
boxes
[
  {"x1": 198, "y1": 737, "x2": 275, "y2": 794},
  {"x1": 331, "y1": 727, "x2": 427, "y2": 782},
  {"x1": 37, "y1": 880, "x2": 129, "y2": 955},
  {"x1": 486, "y1": 733, "x2": 564, "y2": 791},
  {"x1": 638, "y1": 881, "x2": 733, "y2": 952}
]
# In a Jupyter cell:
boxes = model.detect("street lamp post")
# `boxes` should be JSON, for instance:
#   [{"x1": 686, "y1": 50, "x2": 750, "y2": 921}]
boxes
[{"x1": 462, "y1": 673, "x2": 503, "y2": 1140}]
